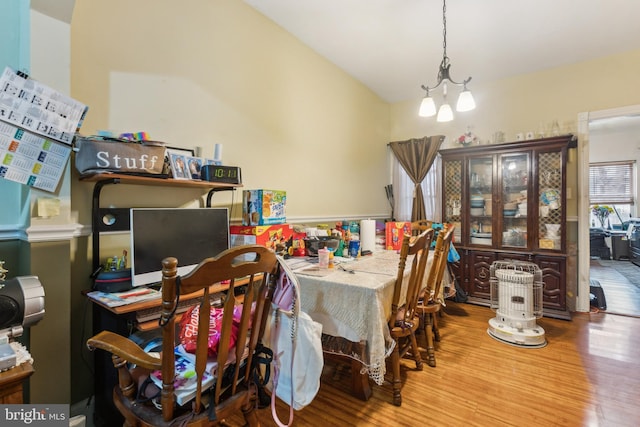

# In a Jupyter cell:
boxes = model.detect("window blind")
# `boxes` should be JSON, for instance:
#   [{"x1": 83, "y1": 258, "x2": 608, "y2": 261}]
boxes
[{"x1": 589, "y1": 161, "x2": 635, "y2": 204}]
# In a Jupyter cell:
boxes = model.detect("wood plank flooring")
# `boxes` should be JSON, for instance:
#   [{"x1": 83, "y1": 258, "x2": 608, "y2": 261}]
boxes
[{"x1": 219, "y1": 302, "x2": 640, "y2": 427}]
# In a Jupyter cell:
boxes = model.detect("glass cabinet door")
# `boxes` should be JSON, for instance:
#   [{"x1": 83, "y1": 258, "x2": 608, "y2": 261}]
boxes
[
  {"x1": 538, "y1": 150, "x2": 563, "y2": 250},
  {"x1": 443, "y1": 159, "x2": 462, "y2": 244},
  {"x1": 468, "y1": 156, "x2": 493, "y2": 246},
  {"x1": 500, "y1": 153, "x2": 529, "y2": 248}
]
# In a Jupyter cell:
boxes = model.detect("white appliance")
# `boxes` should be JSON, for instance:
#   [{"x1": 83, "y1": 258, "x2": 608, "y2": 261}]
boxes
[{"x1": 487, "y1": 261, "x2": 546, "y2": 348}]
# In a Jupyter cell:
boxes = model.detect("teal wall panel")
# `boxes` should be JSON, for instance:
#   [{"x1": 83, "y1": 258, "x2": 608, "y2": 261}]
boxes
[{"x1": 0, "y1": 0, "x2": 30, "y2": 228}]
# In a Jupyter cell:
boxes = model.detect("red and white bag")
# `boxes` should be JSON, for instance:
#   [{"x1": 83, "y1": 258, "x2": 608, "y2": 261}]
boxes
[{"x1": 178, "y1": 304, "x2": 247, "y2": 357}]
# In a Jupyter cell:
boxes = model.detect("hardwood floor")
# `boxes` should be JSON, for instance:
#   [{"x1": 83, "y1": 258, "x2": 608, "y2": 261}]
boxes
[{"x1": 222, "y1": 302, "x2": 640, "y2": 427}]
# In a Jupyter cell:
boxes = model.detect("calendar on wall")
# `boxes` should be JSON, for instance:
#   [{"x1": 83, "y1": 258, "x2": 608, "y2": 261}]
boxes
[{"x1": 0, "y1": 67, "x2": 88, "y2": 192}]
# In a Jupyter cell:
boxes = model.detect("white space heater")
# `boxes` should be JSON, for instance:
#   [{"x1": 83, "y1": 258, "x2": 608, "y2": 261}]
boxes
[{"x1": 487, "y1": 261, "x2": 546, "y2": 348}]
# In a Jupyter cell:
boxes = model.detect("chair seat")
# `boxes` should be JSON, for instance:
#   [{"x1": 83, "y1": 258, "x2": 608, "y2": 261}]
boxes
[{"x1": 390, "y1": 314, "x2": 421, "y2": 336}]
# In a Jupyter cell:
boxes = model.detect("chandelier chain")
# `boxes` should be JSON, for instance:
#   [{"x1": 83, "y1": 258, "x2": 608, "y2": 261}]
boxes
[{"x1": 442, "y1": 0, "x2": 447, "y2": 60}]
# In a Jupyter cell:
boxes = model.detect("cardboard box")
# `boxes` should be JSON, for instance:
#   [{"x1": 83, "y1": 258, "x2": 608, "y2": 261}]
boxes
[
  {"x1": 242, "y1": 189, "x2": 286, "y2": 225},
  {"x1": 385, "y1": 222, "x2": 412, "y2": 250},
  {"x1": 230, "y1": 224, "x2": 293, "y2": 252}
]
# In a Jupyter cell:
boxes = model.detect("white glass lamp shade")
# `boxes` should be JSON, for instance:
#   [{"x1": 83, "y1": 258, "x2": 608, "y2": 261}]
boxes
[
  {"x1": 456, "y1": 88, "x2": 476, "y2": 112},
  {"x1": 419, "y1": 96, "x2": 437, "y2": 117},
  {"x1": 436, "y1": 103, "x2": 454, "y2": 122}
]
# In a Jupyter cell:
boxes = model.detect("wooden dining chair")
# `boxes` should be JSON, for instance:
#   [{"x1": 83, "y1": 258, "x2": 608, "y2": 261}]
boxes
[
  {"x1": 87, "y1": 245, "x2": 278, "y2": 427},
  {"x1": 417, "y1": 224, "x2": 455, "y2": 367},
  {"x1": 387, "y1": 228, "x2": 434, "y2": 406},
  {"x1": 411, "y1": 219, "x2": 433, "y2": 235}
]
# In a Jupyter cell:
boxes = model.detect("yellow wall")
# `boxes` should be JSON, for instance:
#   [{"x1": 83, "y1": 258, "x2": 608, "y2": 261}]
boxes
[{"x1": 70, "y1": 0, "x2": 391, "y2": 227}]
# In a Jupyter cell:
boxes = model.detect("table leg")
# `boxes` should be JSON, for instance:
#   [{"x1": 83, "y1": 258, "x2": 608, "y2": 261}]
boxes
[
  {"x1": 350, "y1": 358, "x2": 372, "y2": 401},
  {"x1": 322, "y1": 337, "x2": 372, "y2": 400}
]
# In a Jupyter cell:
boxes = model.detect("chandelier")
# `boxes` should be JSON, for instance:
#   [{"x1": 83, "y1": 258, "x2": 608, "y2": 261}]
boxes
[{"x1": 418, "y1": 0, "x2": 475, "y2": 122}]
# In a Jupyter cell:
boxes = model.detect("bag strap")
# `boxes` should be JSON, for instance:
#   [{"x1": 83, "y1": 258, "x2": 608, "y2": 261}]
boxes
[{"x1": 270, "y1": 256, "x2": 300, "y2": 427}]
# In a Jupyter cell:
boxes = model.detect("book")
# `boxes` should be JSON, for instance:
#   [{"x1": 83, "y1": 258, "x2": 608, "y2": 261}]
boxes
[
  {"x1": 151, "y1": 344, "x2": 251, "y2": 406},
  {"x1": 150, "y1": 347, "x2": 216, "y2": 406},
  {"x1": 87, "y1": 287, "x2": 160, "y2": 307}
]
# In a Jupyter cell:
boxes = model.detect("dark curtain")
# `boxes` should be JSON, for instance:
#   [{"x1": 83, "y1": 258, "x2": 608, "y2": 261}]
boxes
[{"x1": 389, "y1": 135, "x2": 445, "y2": 221}]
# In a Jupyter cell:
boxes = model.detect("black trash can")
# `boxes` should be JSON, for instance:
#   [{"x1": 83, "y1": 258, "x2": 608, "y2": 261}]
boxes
[
  {"x1": 590, "y1": 228, "x2": 611, "y2": 259},
  {"x1": 610, "y1": 233, "x2": 630, "y2": 260}
]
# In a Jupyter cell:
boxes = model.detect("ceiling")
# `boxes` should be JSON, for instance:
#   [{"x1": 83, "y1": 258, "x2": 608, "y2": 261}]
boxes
[
  {"x1": 244, "y1": 0, "x2": 640, "y2": 103},
  {"x1": 31, "y1": 0, "x2": 75, "y2": 24}
]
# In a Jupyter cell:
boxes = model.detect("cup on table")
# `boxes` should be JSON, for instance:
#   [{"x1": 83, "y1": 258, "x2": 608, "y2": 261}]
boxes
[
  {"x1": 318, "y1": 248, "x2": 330, "y2": 269},
  {"x1": 348, "y1": 240, "x2": 360, "y2": 258}
]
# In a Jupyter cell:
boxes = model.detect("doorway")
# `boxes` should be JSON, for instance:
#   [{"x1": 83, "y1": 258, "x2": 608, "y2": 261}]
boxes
[{"x1": 579, "y1": 105, "x2": 640, "y2": 317}]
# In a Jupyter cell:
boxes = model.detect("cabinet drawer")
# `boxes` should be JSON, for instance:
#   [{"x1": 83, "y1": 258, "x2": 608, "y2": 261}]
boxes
[
  {"x1": 535, "y1": 255, "x2": 566, "y2": 312},
  {"x1": 468, "y1": 251, "x2": 496, "y2": 300}
]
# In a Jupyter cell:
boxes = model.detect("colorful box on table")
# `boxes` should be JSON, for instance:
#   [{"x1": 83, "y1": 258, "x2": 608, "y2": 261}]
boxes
[
  {"x1": 385, "y1": 222, "x2": 412, "y2": 251},
  {"x1": 242, "y1": 189, "x2": 286, "y2": 226},
  {"x1": 230, "y1": 224, "x2": 294, "y2": 251}
]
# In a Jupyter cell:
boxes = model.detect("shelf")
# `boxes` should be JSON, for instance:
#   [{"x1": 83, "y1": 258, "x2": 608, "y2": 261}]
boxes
[
  {"x1": 83, "y1": 172, "x2": 242, "y2": 272},
  {"x1": 80, "y1": 172, "x2": 242, "y2": 191}
]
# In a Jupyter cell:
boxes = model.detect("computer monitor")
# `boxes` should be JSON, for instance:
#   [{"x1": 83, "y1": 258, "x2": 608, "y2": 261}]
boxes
[{"x1": 129, "y1": 207, "x2": 230, "y2": 287}]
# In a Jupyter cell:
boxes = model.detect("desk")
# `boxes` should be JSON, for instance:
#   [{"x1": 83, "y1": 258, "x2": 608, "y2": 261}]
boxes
[
  {"x1": 0, "y1": 362, "x2": 34, "y2": 404},
  {"x1": 288, "y1": 251, "x2": 447, "y2": 399}
]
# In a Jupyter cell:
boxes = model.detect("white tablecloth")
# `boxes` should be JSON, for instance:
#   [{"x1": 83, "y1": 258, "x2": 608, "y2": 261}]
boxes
[{"x1": 286, "y1": 250, "x2": 443, "y2": 385}]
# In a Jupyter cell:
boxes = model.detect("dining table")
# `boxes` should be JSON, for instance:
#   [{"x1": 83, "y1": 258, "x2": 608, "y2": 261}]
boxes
[{"x1": 285, "y1": 249, "x2": 451, "y2": 400}]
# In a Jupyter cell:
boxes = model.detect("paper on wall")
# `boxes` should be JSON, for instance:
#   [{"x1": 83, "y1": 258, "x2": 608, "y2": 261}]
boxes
[
  {"x1": 0, "y1": 67, "x2": 87, "y2": 192},
  {"x1": 0, "y1": 67, "x2": 88, "y2": 145},
  {"x1": 0, "y1": 121, "x2": 71, "y2": 192}
]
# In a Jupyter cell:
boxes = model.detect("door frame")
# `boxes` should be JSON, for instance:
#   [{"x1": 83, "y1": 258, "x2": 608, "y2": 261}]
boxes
[{"x1": 577, "y1": 104, "x2": 640, "y2": 312}]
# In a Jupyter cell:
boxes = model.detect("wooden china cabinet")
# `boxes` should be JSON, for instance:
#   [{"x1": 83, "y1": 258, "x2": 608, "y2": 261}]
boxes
[{"x1": 440, "y1": 135, "x2": 577, "y2": 319}]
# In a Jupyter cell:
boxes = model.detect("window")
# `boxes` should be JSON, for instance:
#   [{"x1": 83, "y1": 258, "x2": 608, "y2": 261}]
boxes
[
  {"x1": 589, "y1": 161, "x2": 635, "y2": 228},
  {"x1": 589, "y1": 161, "x2": 634, "y2": 204},
  {"x1": 391, "y1": 154, "x2": 441, "y2": 222}
]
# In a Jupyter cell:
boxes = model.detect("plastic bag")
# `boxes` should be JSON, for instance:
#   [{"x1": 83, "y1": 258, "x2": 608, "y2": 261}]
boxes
[{"x1": 448, "y1": 243, "x2": 461, "y2": 263}]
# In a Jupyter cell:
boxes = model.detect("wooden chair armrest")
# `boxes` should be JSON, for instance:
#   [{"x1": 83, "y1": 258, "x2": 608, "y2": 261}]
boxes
[{"x1": 87, "y1": 330, "x2": 162, "y2": 370}]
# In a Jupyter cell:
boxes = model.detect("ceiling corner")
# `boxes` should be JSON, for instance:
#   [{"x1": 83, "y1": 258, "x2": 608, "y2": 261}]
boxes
[{"x1": 31, "y1": 0, "x2": 75, "y2": 24}]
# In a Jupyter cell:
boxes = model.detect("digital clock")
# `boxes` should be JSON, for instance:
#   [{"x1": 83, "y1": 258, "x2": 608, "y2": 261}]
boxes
[{"x1": 200, "y1": 165, "x2": 242, "y2": 184}]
